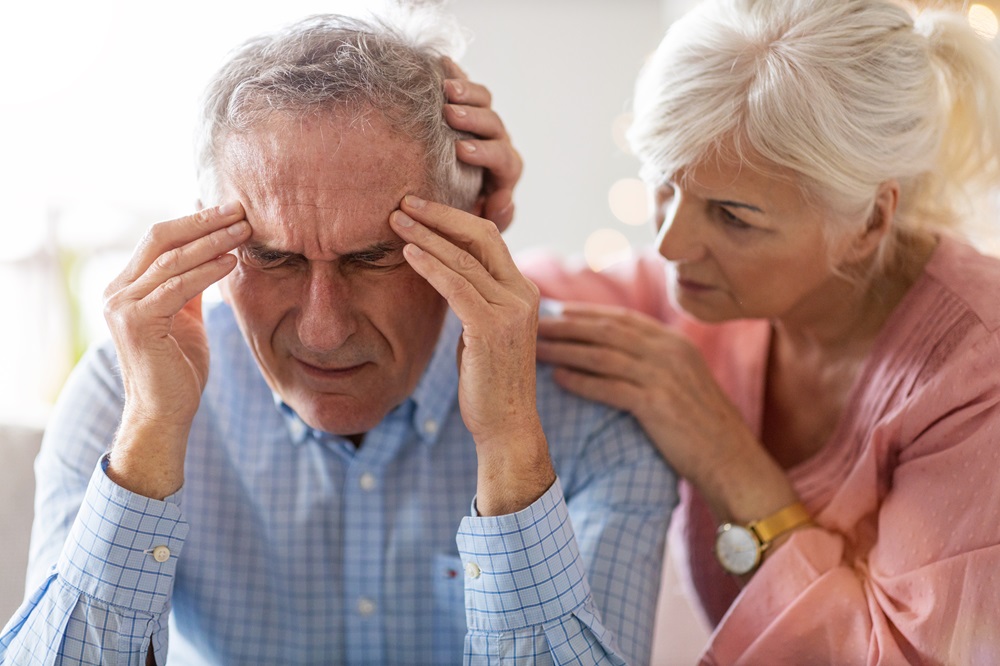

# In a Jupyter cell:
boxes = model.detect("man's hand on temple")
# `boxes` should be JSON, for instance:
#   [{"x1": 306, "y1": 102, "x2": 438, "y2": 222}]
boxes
[
  {"x1": 390, "y1": 195, "x2": 554, "y2": 517},
  {"x1": 102, "y1": 202, "x2": 251, "y2": 499}
]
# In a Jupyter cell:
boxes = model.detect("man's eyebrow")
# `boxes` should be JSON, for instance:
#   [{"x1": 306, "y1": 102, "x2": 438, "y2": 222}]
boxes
[
  {"x1": 710, "y1": 198, "x2": 766, "y2": 214},
  {"x1": 342, "y1": 240, "x2": 406, "y2": 260},
  {"x1": 242, "y1": 239, "x2": 406, "y2": 260},
  {"x1": 242, "y1": 242, "x2": 296, "y2": 259}
]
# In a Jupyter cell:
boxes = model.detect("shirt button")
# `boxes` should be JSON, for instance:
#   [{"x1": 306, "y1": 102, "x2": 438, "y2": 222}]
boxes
[
  {"x1": 357, "y1": 597, "x2": 376, "y2": 616},
  {"x1": 465, "y1": 561, "x2": 481, "y2": 579},
  {"x1": 151, "y1": 545, "x2": 171, "y2": 563},
  {"x1": 423, "y1": 419, "x2": 438, "y2": 435},
  {"x1": 289, "y1": 420, "x2": 306, "y2": 440},
  {"x1": 359, "y1": 473, "x2": 376, "y2": 491}
]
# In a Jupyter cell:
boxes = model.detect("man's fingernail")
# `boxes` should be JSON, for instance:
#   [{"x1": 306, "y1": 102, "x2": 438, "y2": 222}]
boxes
[
  {"x1": 450, "y1": 104, "x2": 467, "y2": 118},
  {"x1": 460, "y1": 141, "x2": 477, "y2": 153},
  {"x1": 218, "y1": 201, "x2": 241, "y2": 216},
  {"x1": 228, "y1": 220, "x2": 249, "y2": 236},
  {"x1": 393, "y1": 211, "x2": 415, "y2": 227},
  {"x1": 450, "y1": 81, "x2": 464, "y2": 97},
  {"x1": 404, "y1": 195, "x2": 426, "y2": 208}
]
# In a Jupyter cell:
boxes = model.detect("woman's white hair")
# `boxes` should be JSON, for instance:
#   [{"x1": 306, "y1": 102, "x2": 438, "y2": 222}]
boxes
[
  {"x1": 629, "y1": 0, "x2": 1000, "y2": 254},
  {"x1": 195, "y1": 11, "x2": 481, "y2": 211}
]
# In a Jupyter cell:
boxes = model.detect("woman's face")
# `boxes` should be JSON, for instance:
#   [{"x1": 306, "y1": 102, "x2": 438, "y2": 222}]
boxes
[{"x1": 652, "y1": 155, "x2": 859, "y2": 326}]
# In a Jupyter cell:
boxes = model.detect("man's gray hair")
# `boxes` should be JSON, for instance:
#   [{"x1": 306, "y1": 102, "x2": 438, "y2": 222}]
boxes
[{"x1": 196, "y1": 13, "x2": 482, "y2": 210}]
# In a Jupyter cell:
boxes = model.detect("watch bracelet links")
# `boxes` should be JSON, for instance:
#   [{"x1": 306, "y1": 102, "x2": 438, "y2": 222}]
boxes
[{"x1": 750, "y1": 501, "x2": 813, "y2": 550}]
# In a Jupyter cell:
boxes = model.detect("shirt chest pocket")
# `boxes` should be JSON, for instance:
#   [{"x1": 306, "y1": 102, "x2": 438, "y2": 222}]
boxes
[{"x1": 432, "y1": 553, "x2": 468, "y2": 662}]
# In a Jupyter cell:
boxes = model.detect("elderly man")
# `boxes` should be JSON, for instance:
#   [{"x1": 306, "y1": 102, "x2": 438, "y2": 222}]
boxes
[{"x1": 0, "y1": 14, "x2": 675, "y2": 665}]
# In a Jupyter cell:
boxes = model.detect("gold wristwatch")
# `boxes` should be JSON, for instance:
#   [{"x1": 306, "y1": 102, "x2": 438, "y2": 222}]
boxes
[{"x1": 714, "y1": 502, "x2": 812, "y2": 575}]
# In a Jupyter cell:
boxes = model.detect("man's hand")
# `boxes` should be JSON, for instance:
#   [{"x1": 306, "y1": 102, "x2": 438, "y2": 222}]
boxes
[
  {"x1": 443, "y1": 59, "x2": 522, "y2": 233},
  {"x1": 390, "y1": 195, "x2": 554, "y2": 516},
  {"x1": 102, "y1": 202, "x2": 251, "y2": 499}
]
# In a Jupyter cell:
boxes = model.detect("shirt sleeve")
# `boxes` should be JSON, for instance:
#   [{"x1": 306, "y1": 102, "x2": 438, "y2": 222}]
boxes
[
  {"x1": 457, "y1": 480, "x2": 627, "y2": 665},
  {"x1": 702, "y1": 333, "x2": 1000, "y2": 665},
  {"x1": 0, "y1": 457, "x2": 188, "y2": 666},
  {"x1": 456, "y1": 410, "x2": 677, "y2": 666},
  {"x1": 1, "y1": 343, "x2": 188, "y2": 666}
]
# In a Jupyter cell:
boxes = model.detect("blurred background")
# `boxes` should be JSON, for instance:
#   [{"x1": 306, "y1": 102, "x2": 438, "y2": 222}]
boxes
[
  {"x1": 1, "y1": 0, "x2": 996, "y2": 424},
  {"x1": 0, "y1": 0, "x2": 996, "y2": 661},
  {"x1": 0, "y1": 0, "x2": 701, "y2": 426}
]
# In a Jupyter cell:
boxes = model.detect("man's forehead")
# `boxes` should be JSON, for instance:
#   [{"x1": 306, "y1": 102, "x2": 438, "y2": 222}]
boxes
[
  {"x1": 217, "y1": 111, "x2": 429, "y2": 249},
  {"x1": 222, "y1": 111, "x2": 423, "y2": 168}
]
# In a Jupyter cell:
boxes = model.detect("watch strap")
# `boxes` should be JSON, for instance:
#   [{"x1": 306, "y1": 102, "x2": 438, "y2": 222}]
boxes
[{"x1": 749, "y1": 502, "x2": 812, "y2": 545}]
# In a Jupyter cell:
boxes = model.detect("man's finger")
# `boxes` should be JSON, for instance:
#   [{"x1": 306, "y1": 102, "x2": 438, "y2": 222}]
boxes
[
  {"x1": 125, "y1": 220, "x2": 250, "y2": 302},
  {"x1": 400, "y1": 243, "x2": 489, "y2": 324},
  {"x1": 142, "y1": 254, "x2": 239, "y2": 320},
  {"x1": 389, "y1": 210, "x2": 509, "y2": 304},
  {"x1": 397, "y1": 196, "x2": 521, "y2": 283},
  {"x1": 117, "y1": 202, "x2": 246, "y2": 286}
]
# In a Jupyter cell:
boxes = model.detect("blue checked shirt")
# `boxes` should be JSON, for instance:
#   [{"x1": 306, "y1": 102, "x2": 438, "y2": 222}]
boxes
[{"x1": 1, "y1": 303, "x2": 676, "y2": 665}]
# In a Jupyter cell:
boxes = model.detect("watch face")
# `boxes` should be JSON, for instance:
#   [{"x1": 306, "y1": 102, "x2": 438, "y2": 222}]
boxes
[{"x1": 715, "y1": 524, "x2": 761, "y2": 575}]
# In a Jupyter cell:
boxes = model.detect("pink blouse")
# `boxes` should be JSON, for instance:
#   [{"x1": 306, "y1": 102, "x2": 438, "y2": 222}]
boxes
[{"x1": 521, "y1": 235, "x2": 1000, "y2": 664}]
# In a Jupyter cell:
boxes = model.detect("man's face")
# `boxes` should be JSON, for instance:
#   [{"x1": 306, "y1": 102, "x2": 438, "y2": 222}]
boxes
[{"x1": 218, "y1": 112, "x2": 448, "y2": 439}]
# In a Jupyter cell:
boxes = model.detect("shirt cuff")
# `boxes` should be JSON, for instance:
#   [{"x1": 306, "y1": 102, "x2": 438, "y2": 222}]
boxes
[
  {"x1": 57, "y1": 454, "x2": 189, "y2": 615},
  {"x1": 456, "y1": 477, "x2": 591, "y2": 632}
]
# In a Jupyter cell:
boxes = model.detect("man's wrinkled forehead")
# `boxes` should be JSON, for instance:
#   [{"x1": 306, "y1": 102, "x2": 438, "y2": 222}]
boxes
[
  {"x1": 225, "y1": 113, "x2": 422, "y2": 176},
  {"x1": 220, "y1": 113, "x2": 429, "y2": 215}
]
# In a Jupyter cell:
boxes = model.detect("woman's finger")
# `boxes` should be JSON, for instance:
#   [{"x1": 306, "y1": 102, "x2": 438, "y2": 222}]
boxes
[
  {"x1": 537, "y1": 314, "x2": 651, "y2": 355},
  {"x1": 480, "y1": 191, "x2": 515, "y2": 233},
  {"x1": 550, "y1": 366, "x2": 643, "y2": 414},
  {"x1": 444, "y1": 77, "x2": 492, "y2": 108},
  {"x1": 457, "y1": 139, "x2": 523, "y2": 186},
  {"x1": 445, "y1": 105, "x2": 508, "y2": 140},
  {"x1": 536, "y1": 339, "x2": 646, "y2": 383}
]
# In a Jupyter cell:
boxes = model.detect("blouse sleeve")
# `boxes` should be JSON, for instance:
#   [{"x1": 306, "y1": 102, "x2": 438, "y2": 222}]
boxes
[
  {"x1": 703, "y1": 331, "x2": 1000, "y2": 665},
  {"x1": 517, "y1": 249, "x2": 676, "y2": 321}
]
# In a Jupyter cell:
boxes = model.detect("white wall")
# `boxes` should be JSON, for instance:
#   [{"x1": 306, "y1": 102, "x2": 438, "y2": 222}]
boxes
[{"x1": 449, "y1": 0, "x2": 669, "y2": 257}]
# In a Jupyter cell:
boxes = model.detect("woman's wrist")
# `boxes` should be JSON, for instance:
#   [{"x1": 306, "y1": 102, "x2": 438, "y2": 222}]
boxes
[{"x1": 693, "y1": 426, "x2": 799, "y2": 525}]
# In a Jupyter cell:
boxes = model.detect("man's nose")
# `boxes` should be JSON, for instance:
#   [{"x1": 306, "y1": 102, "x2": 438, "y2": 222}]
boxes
[
  {"x1": 296, "y1": 265, "x2": 357, "y2": 352},
  {"x1": 655, "y1": 195, "x2": 705, "y2": 263}
]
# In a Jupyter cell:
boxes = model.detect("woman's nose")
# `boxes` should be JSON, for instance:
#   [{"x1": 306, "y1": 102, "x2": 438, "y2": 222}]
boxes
[{"x1": 655, "y1": 194, "x2": 705, "y2": 263}]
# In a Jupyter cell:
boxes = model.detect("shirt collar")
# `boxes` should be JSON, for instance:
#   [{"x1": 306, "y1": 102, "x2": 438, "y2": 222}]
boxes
[{"x1": 275, "y1": 309, "x2": 461, "y2": 448}]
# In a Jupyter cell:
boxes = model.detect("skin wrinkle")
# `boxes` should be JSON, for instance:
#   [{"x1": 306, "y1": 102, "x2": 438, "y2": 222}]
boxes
[{"x1": 217, "y1": 110, "x2": 446, "y2": 441}]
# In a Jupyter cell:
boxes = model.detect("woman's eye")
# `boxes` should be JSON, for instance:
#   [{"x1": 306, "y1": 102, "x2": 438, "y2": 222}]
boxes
[{"x1": 719, "y1": 207, "x2": 753, "y2": 230}]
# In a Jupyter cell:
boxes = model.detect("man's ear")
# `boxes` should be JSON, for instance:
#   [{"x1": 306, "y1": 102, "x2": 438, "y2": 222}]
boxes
[{"x1": 850, "y1": 179, "x2": 899, "y2": 261}]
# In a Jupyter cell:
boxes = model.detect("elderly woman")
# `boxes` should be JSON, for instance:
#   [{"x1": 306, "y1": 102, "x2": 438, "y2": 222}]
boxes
[{"x1": 447, "y1": 0, "x2": 1000, "y2": 662}]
